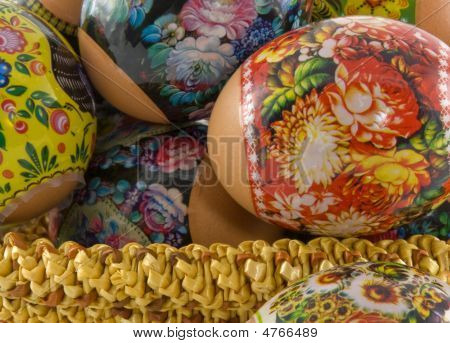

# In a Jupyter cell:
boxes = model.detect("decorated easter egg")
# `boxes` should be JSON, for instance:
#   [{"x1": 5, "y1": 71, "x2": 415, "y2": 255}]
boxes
[
  {"x1": 78, "y1": 0, "x2": 314, "y2": 123},
  {"x1": 249, "y1": 262, "x2": 450, "y2": 323},
  {"x1": 0, "y1": 1, "x2": 96, "y2": 224},
  {"x1": 11, "y1": 0, "x2": 81, "y2": 36},
  {"x1": 58, "y1": 108, "x2": 206, "y2": 248},
  {"x1": 312, "y1": 0, "x2": 416, "y2": 23},
  {"x1": 366, "y1": 201, "x2": 450, "y2": 241},
  {"x1": 311, "y1": 0, "x2": 449, "y2": 43},
  {"x1": 208, "y1": 16, "x2": 450, "y2": 237}
]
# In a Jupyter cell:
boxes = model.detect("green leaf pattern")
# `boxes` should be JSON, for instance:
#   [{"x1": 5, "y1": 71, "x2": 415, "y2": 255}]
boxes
[{"x1": 18, "y1": 142, "x2": 59, "y2": 181}]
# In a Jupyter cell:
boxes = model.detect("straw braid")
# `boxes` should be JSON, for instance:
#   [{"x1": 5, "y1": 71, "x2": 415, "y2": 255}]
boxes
[{"x1": 0, "y1": 231, "x2": 448, "y2": 323}]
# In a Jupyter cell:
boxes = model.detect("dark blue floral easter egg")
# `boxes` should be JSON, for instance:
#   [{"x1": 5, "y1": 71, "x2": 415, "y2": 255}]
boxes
[{"x1": 78, "y1": 0, "x2": 313, "y2": 123}]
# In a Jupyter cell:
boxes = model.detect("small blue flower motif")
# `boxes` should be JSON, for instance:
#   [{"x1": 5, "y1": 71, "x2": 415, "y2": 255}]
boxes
[
  {"x1": 150, "y1": 232, "x2": 165, "y2": 243},
  {"x1": 165, "y1": 230, "x2": 185, "y2": 247},
  {"x1": 286, "y1": 1, "x2": 308, "y2": 30},
  {"x1": 112, "y1": 179, "x2": 131, "y2": 205},
  {"x1": 231, "y1": 18, "x2": 276, "y2": 63},
  {"x1": 130, "y1": 210, "x2": 142, "y2": 223},
  {"x1": 86, "y1": 177, "x2": 114, "y2": 205},
  {"x1": 99, "y1": 145, "x2": 120, "y2": 170},
  {"x1": 129, "y1": 0, "x2": 154, "y2": 29},
  {"x1": 136, "y1": 180, "x2": 147, "y2": 191},
  {"x1": 272, "y1": 17, "x2": 284, "y2": 36},
  {"x1": 141, "y1": 14, "x2": 180, "y2": 45},
  {"x1": 99, "y1": 145, "x2": 138, "y2": 170},
  {"x1": 0, "y1": 59, "x2": 12, "y2": 88},
  {"x1": 141, "y1": 25, "x2": 161, "y2": 44},
  {"x1": 147, "y1": 138, "x2": 160, "y2": 151},
  {"x1": 150, "y1": 223, "x2": 187, "y2": 246}
]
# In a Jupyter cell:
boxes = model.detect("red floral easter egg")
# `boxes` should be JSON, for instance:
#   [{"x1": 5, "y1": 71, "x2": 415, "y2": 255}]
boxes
[{"x1": 209, "y1": 16, "x2": 450, "y2": 237}]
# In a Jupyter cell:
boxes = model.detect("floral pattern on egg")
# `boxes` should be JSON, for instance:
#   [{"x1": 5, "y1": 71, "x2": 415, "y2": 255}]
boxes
[
  {"x1": 80, "y1": 0, "x2": 313, "y2": 122},
  {"x1": 0, "y1": 2, "x2": 96, "y2": 221},
  {"x1": 250, "y1": 262, "x2": 450, "y2": 323},
  {"x1": 241, "y1": 16, "x2": 449, "y2": 237}
]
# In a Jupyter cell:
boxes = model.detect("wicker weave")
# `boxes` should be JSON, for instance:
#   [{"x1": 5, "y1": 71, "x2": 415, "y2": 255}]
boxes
[
  {"x1": 0, "y1": 229, "x2": 448, "y2": 323},
  {"x1": 0, "y1": 217, "x2": 49, "y2": 243}
]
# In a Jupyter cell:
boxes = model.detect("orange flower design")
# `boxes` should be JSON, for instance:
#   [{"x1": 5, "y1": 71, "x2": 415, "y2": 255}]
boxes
[
  {"x1": 318, "y1": 272, "x2": 343, "y2": 285},
  {"x1": 343, "y1": 143, "x2": 431, "y2": 213},
  {"x1": 345, "y1": 311, "x2": 397, "y2": 323},
  {"x1": 324, "y1": 57, "x2": 421, "y2": 149},
  {"x1": 255, "y1": 30, "x2": 303, "y2": 63},
  {"x1": 362, "y1": 283, "x2": 399, "y2": 304}
]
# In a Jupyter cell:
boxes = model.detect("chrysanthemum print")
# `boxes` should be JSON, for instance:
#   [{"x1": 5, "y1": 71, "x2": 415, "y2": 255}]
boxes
[
  {"x1": 241, "y1": 17, "x2": 449, "y2": 237},
  {"x1": 249, "y1": 262, "x2": 450, "y2": 323}
]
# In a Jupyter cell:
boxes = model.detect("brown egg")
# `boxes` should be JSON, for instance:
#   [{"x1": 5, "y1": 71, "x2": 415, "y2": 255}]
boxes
[
  {"x1": 209, "y1": 16, "x2": 450, "y2": 238},
  {"x1": 417, "y1": 0, "x2": 449, "y2": 43},
  {"x1": 3, "y1": 180, "x2": 79, "y2": 224},
  {"x1": 188, "y1": 157, "x2": 286, "y2": 247}
]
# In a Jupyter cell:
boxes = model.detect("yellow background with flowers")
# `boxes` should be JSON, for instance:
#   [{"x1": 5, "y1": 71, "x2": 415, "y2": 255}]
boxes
[
  {"x1": 0, "y1": 3, "x2": 96, "y2": 219},
  {"x1": 312, "y1": 0, "x2": 416, "y2": 23}
]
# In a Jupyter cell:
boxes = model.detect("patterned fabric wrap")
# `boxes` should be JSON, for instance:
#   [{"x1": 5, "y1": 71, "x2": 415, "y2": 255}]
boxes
[
  {"x1": 58, "y1": 108, "x2": 207, "y2": 248},
  {"x1": 311, "y1": 0, "x2": 416, "y2": 23},
  {"x1": 240, "y1": 16, "x2": 449, "y2": 237},
  {"x1": 0, "y1": 1, "x2": 96, "y2": 222},
  {"x1": 80, "y1": 0, "x2": 313, "y2": 122},
  {"x1": 250, "y1": 262, "x2": 450, "y2": 323}
]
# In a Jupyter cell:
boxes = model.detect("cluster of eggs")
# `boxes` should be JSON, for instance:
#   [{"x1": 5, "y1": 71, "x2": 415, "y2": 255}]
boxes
[
  {"x1": 1, "y1": 0, "x2": 448, "y2": 240},
  {"x1": 0, "y1": 0, "x2": 448, "y2": 324}
]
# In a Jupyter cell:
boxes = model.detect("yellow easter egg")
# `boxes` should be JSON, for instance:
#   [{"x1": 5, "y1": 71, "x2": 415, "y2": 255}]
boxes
[{"x1": 0, "y1": 1, "x2": 96, "y2": 224}]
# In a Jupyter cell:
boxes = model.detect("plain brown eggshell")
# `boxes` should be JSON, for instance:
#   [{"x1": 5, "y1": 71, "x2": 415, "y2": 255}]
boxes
[
  {"x1": 78, "y1": 30, "x2": 169, "y2": 124},
  {"x1": 188, "y1": 157, "x2": 285, "y2": 246},
  {"x1": 207, "y1": 67, "x2": 256, "y2": 218},
  {"x1": 417, "y1": 0, "x2": 449, "y2": 44},
  {"x1": 41, "y1": 0, "x2": 83, "y2": 26},
  {"x1": 3, "y1": 173, "x2": 80, "y2": 224}
]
